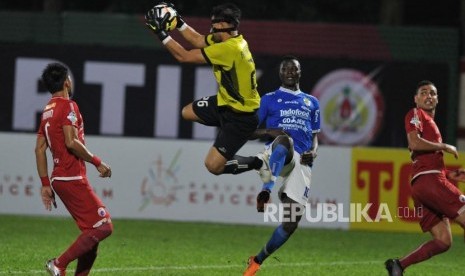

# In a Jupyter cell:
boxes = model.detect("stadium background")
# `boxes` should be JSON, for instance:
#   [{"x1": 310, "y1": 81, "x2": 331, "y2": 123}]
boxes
[{"x1": 1, "y1": 1, "x2": 465, "y2": 274}]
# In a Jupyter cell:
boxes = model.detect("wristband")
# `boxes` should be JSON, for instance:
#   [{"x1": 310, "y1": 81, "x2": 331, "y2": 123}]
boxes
[
  {"x1": 40, "y1": 176, "x2": 51, "y2": 187},
  {"x1": 162, "y1": 36, "x2": 172, "y2": 45},
  {"x1": 178, "y1": 23, "x2": 188, "y2": 31},
  {"x1": 91, "y1": 155, "x2": 102, "y2": 167},
  {"x1": 156, "y1": 30, "x2": 169, "y2": 42}
]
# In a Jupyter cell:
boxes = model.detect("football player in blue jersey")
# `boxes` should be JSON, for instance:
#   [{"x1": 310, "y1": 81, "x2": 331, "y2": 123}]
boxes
[{"x1": 234, "y1": 55, "x2": 320, "y2": 276}]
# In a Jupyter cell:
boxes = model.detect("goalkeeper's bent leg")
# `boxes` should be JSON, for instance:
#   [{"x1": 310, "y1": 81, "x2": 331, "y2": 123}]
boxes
[{"x1": 223, "y1": 155, "x2": 262, "y2": 174}]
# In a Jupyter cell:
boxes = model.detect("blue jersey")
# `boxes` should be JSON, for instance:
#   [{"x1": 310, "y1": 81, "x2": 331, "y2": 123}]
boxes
[{"x1": 258, "y1": 87, "x2": 320, "y2": 155}]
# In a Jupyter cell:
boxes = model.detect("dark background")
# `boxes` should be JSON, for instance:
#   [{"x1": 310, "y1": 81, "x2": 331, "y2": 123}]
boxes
[
  {"x1": 0, "y1": 0, "x2": 461, "y2": 28},
  {"x1": 0, "y1": 0, "x2": 461, "y2": 147},
  {"x1": 0, "y1": 44, "x2": 449, "y2": 147}
]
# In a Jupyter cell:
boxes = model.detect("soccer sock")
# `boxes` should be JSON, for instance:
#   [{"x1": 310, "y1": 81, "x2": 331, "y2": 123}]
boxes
[
  {"x1": 56, "y1": 223, "x2": 113, "y2": 269},
  {"x1": 75, "y1": 244, "x2": 98, "y2": 276},
  {"x1": 269, "y1": 144, "x2": 288, "y2": 178},
  {"x1": 255, "y1": 224, "x2": 290, "y2": 264},
  {"x1": 399, "y1": 239, "x2": 449, "y2": 269},
  {"x1": 262, "y1": 145, "x2": 288, "y2": 191},
  {"x1": 223, "y1": 155, "x2": 262, "y2": 174}
]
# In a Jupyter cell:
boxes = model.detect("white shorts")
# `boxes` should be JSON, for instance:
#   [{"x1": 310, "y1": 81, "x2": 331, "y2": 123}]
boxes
[{"x1": 262, "y1": 144, "x2": 312, "y2": 205}]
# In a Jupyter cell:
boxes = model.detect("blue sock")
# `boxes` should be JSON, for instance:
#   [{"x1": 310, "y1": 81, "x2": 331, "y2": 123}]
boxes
[
  {"x1": 256, "y1": 224, "x2": 290, "y2": 264},
  {"x1": 262, "y1": 144, "x2": 288, "y2": 191}
]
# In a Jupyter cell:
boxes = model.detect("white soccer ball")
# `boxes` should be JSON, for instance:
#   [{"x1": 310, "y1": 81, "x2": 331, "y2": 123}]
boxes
[{"x1": 154, "y1": 4, "x2": 178, "y2": 32}]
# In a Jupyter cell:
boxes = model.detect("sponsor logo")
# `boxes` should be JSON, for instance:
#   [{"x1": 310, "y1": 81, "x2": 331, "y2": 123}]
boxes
[
  {"x1": 97, "y1": 207, "x2": 107, "y2": 217},
  {"x1": 66, "y1": 111, "x2": 77, "y2": 124},
  {"x1": 459, "y1": 194, "x2": 465, "y2": 203},
  {"x1": 303, "y1": 97, "x2": 310, "y2": 106},
  {"x1": 279, "y1": 108, "x2": 310, "y2": 118},
  {"x1": 409, "y1": 116, "x2": 421, "y2": 128},
  {"x1": 139, "y1": 149, "x2": 183, "y2": 210},
  {"x1": 312, "y1": 69, "x2": 384, "y2": 145}
]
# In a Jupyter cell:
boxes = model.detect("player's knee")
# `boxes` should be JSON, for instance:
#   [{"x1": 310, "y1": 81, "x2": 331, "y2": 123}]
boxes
[
  {"x1": 435, "y1": 238, "x2": 451, "y2": 254},
  {"x1": 282, "y1": 221, "x2": 299, "y2": 235},
  {"x1": 273, "y1": 135, "x2": 292, "y2": 150},
  {"x1": 432, "y1": 227, "x2": 452, "y2": 247},
  {"x1": 181, "y1": 104, "x2": 195, "y2": 121},
  {"x1": 442, "y1": 242, "x2": 451, "y2": 252},
  {"x1": 204, "y1": 160, "x2": 223, "y2": 175},
  {"x1": 436, "y1": 236, "x2": 452, "y2": 250},
  {"x1": 272, "y1": 136, "x2": 294, "y2": 163},
  {"x1": 98, "y1": 222, "x2": 113, "y2": 240}
]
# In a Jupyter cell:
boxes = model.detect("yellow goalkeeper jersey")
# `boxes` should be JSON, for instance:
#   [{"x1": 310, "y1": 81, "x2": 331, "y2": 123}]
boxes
[{"x1": 201, "y1": 34, "x2": 260, "y2": 112}]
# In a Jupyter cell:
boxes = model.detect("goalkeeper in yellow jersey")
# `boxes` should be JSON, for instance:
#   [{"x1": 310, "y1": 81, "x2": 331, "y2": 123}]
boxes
[{"x1": 145, "y1": 2, "x2": 260, "y2": 175}]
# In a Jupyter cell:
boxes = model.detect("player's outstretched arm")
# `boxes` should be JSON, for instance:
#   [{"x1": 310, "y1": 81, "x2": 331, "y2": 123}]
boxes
[
  {"x1": 63, "y1": 125, "x2": 112, "y2": 178},
  {"x1": 158, "y1": 2, "x2": 207, "y2": 48},
  {"x1": 145, "y1": 6, "x2": 206, "y2": 63},
  {"x1": 176, "y1": 22, "x2": 207, "y2": 48}
]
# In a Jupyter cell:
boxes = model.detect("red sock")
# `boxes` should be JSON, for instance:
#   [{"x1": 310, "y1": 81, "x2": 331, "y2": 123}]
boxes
[
  {"x1": 75, "y1": 244, "x2": 98, "y2": 276},
  {"x1": 55, "y1": 223, "x2": 113, "y2": 269},
  {"x1": 400, "y1": 239, "x2": 449, "y2": 269}
]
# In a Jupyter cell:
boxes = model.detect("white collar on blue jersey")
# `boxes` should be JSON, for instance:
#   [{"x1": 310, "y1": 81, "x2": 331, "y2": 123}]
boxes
[{"x1": 279, "y1": 86, "x2": 302, "y2": 95}]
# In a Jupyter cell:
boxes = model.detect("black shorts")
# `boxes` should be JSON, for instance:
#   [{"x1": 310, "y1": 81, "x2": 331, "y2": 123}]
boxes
[{"x1": 192, "y1": 95, "x2": 258, "y2": 159}]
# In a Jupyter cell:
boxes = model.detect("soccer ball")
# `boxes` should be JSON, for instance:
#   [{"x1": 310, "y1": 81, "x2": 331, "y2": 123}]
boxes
[{"x1": 154, "y1": 4, "x2": 178, "y2": 32}]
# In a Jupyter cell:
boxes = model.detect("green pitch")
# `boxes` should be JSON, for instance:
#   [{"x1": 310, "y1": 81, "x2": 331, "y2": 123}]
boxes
[{"x1": 0, "y1": 215, "x2": 462, "y2": 275}]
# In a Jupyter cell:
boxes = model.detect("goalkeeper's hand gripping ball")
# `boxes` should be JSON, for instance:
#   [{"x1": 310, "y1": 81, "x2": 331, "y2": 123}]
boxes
[{"x1": 153, "y1": 4, "x2": 178, "y2": 32}]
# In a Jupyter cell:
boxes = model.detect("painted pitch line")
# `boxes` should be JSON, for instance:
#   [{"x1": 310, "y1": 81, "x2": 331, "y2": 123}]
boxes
[
  {"x1": 0, "y1": 260, "x2": 380, "y2": 274},
  {"x1": 1, "y1": 260, "x2": 453, "y2": 274}
]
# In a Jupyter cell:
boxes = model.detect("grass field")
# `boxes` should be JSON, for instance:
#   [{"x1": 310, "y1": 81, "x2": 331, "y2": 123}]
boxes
[{"x1": 0, "y1": 215, "x2": 462, "y2": 275}]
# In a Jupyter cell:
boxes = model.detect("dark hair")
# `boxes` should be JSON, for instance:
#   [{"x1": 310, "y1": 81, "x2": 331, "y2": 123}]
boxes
[
  {"x1": 211, "y1": 3, "x2": 241, "y2": 27},
  {"x1": 41, "y1": 63, "x2": 68, "y2": 94},
  {"x1": 281, "y1": 55, "x2": 299, "y2": 64},
  {"x1": 415, "y1": 80, "x2": 435, "y2": 94}
]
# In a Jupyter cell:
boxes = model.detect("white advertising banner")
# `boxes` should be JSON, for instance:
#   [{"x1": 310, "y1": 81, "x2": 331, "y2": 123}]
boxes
[{"x1": 0, "y1": 132, "x2": 350, "y2": 229}]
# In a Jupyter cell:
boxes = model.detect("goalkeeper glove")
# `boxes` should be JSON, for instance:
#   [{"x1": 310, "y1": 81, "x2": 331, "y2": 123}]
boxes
[
  {"x1": 175, "y1": 13, "x2": 186, "y2": 30},
  {"x1": 158, "y1": 2, "x2": 186, "y2": 30},
  {"x1": 145, "y1": 8, "x2": 170, "y2": 41},
  {"x1": 256, "y1": 189, "x2": 271, "y2": 213}
]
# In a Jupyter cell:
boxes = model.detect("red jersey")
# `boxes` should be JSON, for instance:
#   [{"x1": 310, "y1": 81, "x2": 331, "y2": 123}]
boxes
[
  {"x1": 37, "y1": 97, "x2": 87, "y2": 181},
  {"x1": 404, "y1": 107, "x2": 445, "y2": 180}
]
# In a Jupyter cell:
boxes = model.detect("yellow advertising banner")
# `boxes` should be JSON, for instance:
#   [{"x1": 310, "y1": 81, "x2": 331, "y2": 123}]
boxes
[{"x1": 350, "y1": 147, "x2": 465, "y2": 234}]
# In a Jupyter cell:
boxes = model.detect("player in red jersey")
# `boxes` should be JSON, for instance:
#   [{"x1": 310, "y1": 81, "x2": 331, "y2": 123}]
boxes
[
  {"x1": 385, "y1": 80, "x2": 465, "y2": 276},
  {"x1": 35, "y1": 63, "x2": 113, "y2": 276}
]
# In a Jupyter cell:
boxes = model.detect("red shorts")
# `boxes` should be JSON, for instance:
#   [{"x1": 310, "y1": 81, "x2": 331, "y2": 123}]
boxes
[
  {"x1": 411, "y1": 173, "x2": 465, "y2": 232},
  {"x1": 52, "y1": 178, "x2": 111, "y2": 231}
]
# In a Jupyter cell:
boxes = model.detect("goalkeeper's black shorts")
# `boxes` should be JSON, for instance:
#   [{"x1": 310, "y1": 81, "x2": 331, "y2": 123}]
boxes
[{"x1": 193, "y1": 95, "x2": 258, "y2": 159}]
